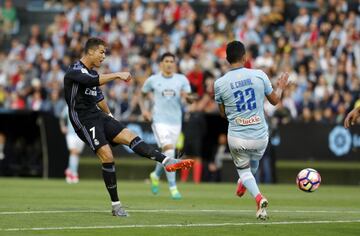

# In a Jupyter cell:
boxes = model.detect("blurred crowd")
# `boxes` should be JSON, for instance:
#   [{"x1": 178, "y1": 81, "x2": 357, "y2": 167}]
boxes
[{"x1": 0, "y1": 0, "x2": 359, "y2": 126}]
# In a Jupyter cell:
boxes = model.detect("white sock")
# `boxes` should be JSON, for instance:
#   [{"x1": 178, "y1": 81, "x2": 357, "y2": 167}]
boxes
[
  {"x1": 161, "y1": 156, "x2": 171, "y2": 165},
  {"x1": 154, "y1": 162, "x2": 164, "y2": 177},
  {"x1": 169, "y1": 186, "x2": 178, "y2": 192},
  {"x1": 111, "y1": 201, "x2": 121, "y2": 206},
  {"x1": 69, "y1": 154, "x2": 79, "y2": 174},
  {"x1": 164, "y1": 149, "x2": 176, "y2": 188},
  {"x1": 237, "y1": 168, "x2": 260, "y2": 198}
]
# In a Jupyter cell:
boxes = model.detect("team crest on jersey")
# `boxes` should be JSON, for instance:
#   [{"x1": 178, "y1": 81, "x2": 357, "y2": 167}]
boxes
[
  {"x1": 94, "y1": 139, "x2": 99, "y2": 146},
  {"x1": 162, "y1": 89, "x2": 176, "y2": 97},
  {"x1": 81, "y1": 68, "x2": 89, "y2": 74},
  {"x1": 235, "y1": 115, "x2": 261, "y2": 126}
]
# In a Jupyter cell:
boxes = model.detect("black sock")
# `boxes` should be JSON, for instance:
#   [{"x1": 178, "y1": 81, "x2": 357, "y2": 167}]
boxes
[
  {"x1": 102, "y1": 162, "x2": 119, "y2": 202},
  {"x1": 129, "y1": 136, "x2": 166, "y2": 163}
]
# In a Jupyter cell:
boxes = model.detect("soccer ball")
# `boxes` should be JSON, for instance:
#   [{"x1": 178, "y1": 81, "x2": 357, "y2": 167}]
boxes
[{"x1": 296, "y1": 168, "x2": 321, "y2": 192}]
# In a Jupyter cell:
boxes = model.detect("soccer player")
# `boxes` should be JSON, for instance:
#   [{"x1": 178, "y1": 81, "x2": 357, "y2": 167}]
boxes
[
  {"x1": 214, "y1": 41, "x2": 289, "y2": 220},
  {"x1": 63, "y1": 38, "x2": 194, "y2": 217},
  {"x1": 344, "y1": 106, "x2": 360, "y2": 128},
  {"x1": 140, "y1": 52, "x2": 195, "y2": 200},
  {"x1": 60, "y1": 106, "x2": 85, "y2": 184}
]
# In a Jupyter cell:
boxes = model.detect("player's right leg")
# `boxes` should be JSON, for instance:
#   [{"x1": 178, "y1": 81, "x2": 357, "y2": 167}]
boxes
[
  {"x1": 237, "y1": 165, "x2": 268, "y2": 220},
  {"x1": 228, "y1": 135, "x2": 269, "y2": 220},
  {"x1": 111, "y1": 128, "x2": 194, "y2": 171}
]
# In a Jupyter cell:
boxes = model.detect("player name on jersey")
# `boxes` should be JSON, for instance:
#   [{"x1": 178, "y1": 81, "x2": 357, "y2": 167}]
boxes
[{"x1": 230, "y1": 78, "x2": 253, "y2": 89}]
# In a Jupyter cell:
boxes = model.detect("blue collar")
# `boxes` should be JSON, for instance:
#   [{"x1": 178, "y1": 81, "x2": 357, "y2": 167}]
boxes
[{"x1": 229, "y1": 66, "x2": 244, "y2": 71}]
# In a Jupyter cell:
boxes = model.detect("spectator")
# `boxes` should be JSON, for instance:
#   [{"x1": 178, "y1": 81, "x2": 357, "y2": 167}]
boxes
[
  {"x1": 0, "y1": 0, "x2": 358, "y2": 128},
  {"x1": 1, "y1": 0, "x2": 18, "y2": 38}
]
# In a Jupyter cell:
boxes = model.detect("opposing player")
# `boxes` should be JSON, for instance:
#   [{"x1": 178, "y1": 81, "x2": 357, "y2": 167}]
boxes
[
  {"x1": 344, "y1": 106, "x2": 360, "y2": 128},
  {"x1": 140, "y1": 52, "x2": 195, "y2": 200},
  {"x1": 214, "y1": 41, "x2": 289, "y2": 220},
  {"x1": 63, "y1": 38, "x2": 194, "y2": 217},
  {"x1": 60, "y1": 106, "x2": 85, "y2": 184}
]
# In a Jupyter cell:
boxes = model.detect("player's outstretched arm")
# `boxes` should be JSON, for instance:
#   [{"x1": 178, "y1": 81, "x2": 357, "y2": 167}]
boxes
[
  {"x1": 344, "y1": 107, "x2": 360, "y2": 128},
  {"x1": 99, "y1": 72, "x2": 131, "y2": 85},
  {"x1": 266, "y1": 72, "x2": 289, "y2": 105}
]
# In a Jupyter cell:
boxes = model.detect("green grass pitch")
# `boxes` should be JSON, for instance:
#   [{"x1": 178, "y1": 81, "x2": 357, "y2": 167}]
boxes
[{"x1": 0, "y1": 178, "x2": 359, "y2": 236}]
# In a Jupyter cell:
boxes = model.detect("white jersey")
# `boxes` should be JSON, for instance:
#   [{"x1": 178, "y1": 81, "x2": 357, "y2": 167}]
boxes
[
  {"x1": 61, "y1": 106, "x2": 85, "y2": 152},
  {"x1": 142, "y1": 73, "x2": 191, "y2": 125},
  {"x1": 214, "y1": 67, "x2": 273, "y2": 140},
  {"x1": 61, "y1": 106, "x2": 77, "y2": 135}
]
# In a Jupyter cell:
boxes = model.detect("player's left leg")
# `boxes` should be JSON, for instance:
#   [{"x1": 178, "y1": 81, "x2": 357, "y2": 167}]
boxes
[
  {"x1": 96, "y1": 145, "x2": 128, "y2": 217},
  {"x1": 110, "y1": 128, "x2": 194, "y2": 171},
  {"x1": 75, "y1": 115, "x2": 129, "y2": 217},
  {"x1": 103, "y1": 116, "x2": 194, "y2": 171}
]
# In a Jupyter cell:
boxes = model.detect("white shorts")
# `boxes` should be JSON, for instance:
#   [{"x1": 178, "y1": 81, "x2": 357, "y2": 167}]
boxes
[
  {"x1": 66, "y1": 134, "x2": 85, "y2": 153},
  {"x1": 227, "y1": 135, "x2": 268, "y2": 169},
  {"x1": 151, "y1": 123, "x2": 181, "y2": 148}
]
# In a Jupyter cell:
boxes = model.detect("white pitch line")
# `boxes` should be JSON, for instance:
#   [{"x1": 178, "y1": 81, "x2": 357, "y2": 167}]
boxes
[
  {"x1": 2, "y1": 220, "x2": 360, "y2": 232},
  {"x1": 1, "y1": 209, "x2": 360, "y2": 215}
]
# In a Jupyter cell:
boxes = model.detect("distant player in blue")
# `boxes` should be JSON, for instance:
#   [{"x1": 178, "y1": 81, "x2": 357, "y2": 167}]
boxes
[
  {"x1": 60, "y1": 106, "x2": 85, "y2": 184},
  {"x1": 140, "y1": 52, "x2": 195, "y2": 200},
  {"x1": 214, "y1": 41, "x2": 289, "y2": 220}
]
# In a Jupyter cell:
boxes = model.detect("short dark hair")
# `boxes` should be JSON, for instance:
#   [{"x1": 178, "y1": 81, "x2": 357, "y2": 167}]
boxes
[
  {"x1": 226, "y1": 41, "x2": 246, "y2": 64},
  {"x1": 84, "y1": 38, "x2": 106, "y2": 54},
  {"x1": 160, "y1": 52, "x2": 175, "y2": 62}
]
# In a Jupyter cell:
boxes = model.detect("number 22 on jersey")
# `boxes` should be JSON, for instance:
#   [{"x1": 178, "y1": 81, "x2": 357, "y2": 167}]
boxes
[{"x1": 233, "y1": 87, "x2": 257, "y2": 112}]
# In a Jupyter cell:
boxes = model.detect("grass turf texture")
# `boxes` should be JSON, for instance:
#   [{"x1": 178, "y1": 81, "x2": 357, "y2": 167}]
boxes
[
  {"x1": 0, "y1": 178, "x2": 359, "y2": 236},
  {"x1": 77, "y1": 158, "x2": 360, "y2": 185}
]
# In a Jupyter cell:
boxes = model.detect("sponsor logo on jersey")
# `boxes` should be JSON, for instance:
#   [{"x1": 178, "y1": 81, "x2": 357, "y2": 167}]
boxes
[
  {"x1": 235, "y1": 115, "x2": 261, "y2": 126},
  {"x1": 162, "y1": 89, "x2": 176, "y2": 97},
  {"x1": 85, "y1": 87, "x2": 97, "y2": 96}
]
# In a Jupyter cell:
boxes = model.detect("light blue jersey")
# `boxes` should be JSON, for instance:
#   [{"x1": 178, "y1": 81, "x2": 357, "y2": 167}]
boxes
[
  {"x1": 142, "y1": 73, "x2": 191, "y2": 125},
  {"x1": 214, "y1": 67, "x2": 273, "y2": 140}
]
